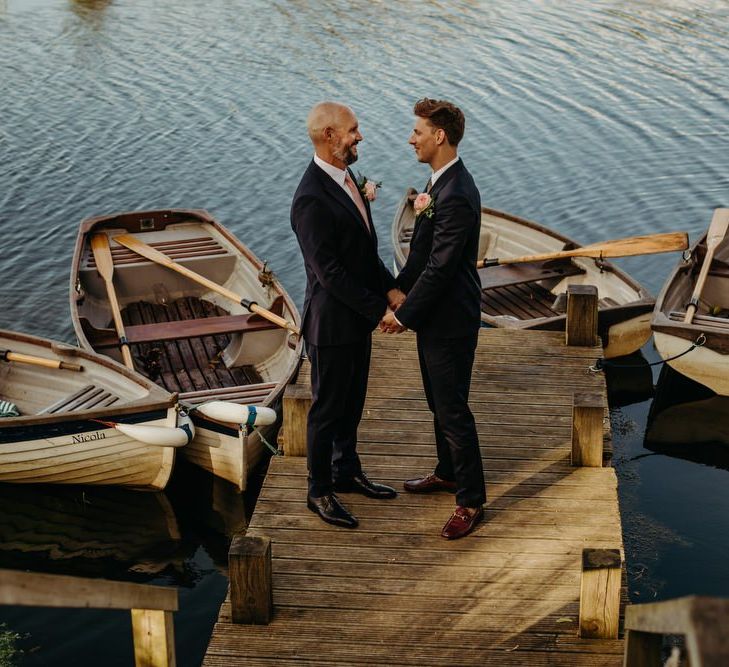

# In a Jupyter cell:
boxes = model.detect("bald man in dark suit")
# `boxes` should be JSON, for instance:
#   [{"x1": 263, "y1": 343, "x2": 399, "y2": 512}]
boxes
[{"x1": 291, "y1": 102, "x2": 403, "y2": 528}]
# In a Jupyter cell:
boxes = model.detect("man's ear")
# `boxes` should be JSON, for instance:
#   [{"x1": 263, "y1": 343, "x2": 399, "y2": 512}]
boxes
[
  {"x1": 435, "y1": 128, "x2": 446, "y2": 145},
  {"x1": 324, "y1": 126, "x2": 335, "y2": 141}
]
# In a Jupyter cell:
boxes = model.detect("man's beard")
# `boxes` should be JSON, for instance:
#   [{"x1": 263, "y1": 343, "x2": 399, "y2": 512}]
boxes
[{"x1": 334, "y1": 143, "x2": 358, "y2": 165}]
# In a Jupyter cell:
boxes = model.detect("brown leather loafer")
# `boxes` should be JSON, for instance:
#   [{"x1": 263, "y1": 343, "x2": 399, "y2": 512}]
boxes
[
  {"x1": 441, "y1": 505, "x2": 484, "y2": 539},
  {"x1": 403, "y1": 472, "x2": 457, "y2": 494}
]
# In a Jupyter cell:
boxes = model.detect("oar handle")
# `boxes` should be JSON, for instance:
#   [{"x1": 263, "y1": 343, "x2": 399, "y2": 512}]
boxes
[
  {"x1": 477, "y1": 258, "x2": 499, "y2": 269},
  {"x1": 0, "y1": 350, "x2": 83, "y2": 372},
  {"x1": 240, "y1": 299, "x2": 299, "y2": 333}
]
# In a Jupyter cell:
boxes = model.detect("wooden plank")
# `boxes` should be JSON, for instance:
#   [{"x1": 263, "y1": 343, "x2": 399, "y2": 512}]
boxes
[{"x1": 0, "y1": 569, "x2": 177, "y2": 611}]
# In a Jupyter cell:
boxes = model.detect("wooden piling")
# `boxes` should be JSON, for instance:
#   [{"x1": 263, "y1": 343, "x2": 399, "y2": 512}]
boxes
[
  {"x1": 572, "y1": 392, "x2": 605, "y2": 467},
  {"x1": 131, "y1": 609, "x2": 176, "y2": 667},
  {"x1": 229, "y1": 535, "x2": 273, "y2": 624},
  {"x1": 282, "y1": 383, "x2": 311, "y2": 457},
  {"x1": 580, "y1": 548, "x2": 622, "y2": 639},
  {"x1": 566, "y1": 284, "x2": 598, "y2": 347}
]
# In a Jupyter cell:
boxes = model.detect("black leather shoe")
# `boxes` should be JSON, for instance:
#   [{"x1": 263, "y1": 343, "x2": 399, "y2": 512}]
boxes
[
  {"x1": 334, "y1": 472, "x2": 397, "y2": 499},
  {"x1": 307, "y1": 493, "x2": 358, "y2": 528}
]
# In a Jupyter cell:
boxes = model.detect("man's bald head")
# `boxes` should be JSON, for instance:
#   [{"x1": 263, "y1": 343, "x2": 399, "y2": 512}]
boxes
[
  {"x1": 306, "y1": 101, "x2": 362, "y2": 169},
  {"x1": 306, "y1": 102, "x2": 353, "y2": 145}
]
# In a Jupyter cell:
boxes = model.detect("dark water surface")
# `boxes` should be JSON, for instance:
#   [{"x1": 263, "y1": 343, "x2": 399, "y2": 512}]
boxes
[{"x1": 1, "y1": 0, "x2": 729, "y2": 664}]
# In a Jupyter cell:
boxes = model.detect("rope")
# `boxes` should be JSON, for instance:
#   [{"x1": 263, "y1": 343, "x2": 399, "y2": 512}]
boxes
[
  {"x1": 253, "y1": 426, "x2": 282, "y2": 456},
  {"x1": 589, "y1": 333, "x2": 706, "y2": 373}
]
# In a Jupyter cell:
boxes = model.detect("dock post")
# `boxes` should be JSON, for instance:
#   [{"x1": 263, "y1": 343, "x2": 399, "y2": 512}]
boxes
[
  {"x1": 579, "y1": 548, "x2": 622, "y2": 639},
  {"x1": 572, "y1": 392, "x2": 605, "y2": 467},
  {"x1": 229, "y1": 535, "x2": 273, "y2": 624},
  {"x1": 282, "y1": 384, "x2": 310, "y2": 457},
  {"x1": 131, "y1": 609, "x2": 176, "y2": 667},
  {"x1": 566, "y1": 284, "x2": 598, "y2": 347}
]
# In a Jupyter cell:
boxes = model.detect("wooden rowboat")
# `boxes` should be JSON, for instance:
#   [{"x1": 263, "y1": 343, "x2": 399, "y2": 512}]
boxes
[
  {"x1": 0, "y1": 329, "x2": 189, "y2": 490},
  {"x1": 651, "y1": 226, "x2": 729, "y2": 396},
  {"x1": 392, "y1": 190, "x2": 654, "y2": 358},
  {"x1": 70, "y1": 208, "x2": 302, "y2": 490}
]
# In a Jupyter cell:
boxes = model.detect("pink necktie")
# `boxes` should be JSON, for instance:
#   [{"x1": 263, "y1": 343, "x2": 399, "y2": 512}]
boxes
[{"x1": 344, "y1": 173, "x2": 371, "y2": 233}]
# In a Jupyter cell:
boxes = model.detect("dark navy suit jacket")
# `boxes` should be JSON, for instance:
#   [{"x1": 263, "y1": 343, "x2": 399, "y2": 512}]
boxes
[
  {"x1": 291, "y1": 159, "x2": 396, "y2": 346},
  {"x1": 395, "y1": 158, "x2": 482, "y2": 338}
]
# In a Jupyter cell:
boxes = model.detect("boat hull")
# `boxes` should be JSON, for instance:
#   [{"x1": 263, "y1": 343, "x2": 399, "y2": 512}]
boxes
[
  {"x1": 651, "y1": 224, "x2": 729, "y2": 396},
  {"x1": 0, "y1": 330, "x2": 179, "y2": 490},
  {"x1": 70, "y1": 209, "x2": 302, "y2": 490}
]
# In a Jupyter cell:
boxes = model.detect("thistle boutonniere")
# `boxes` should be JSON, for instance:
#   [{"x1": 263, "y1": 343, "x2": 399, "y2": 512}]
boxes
[
  {"x1": 413, "y1": 192, "x2": 435, "y2": 218},
  {"x1": 356, "y1": 173, "x2": 381, "y2": 201}
]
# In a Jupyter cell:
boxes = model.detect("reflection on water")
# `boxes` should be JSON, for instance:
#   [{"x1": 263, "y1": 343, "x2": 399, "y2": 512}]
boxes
[
  {"x1": 647, "y1": 364, "x2": 729, "y2": 452},
  {"x1": 0, "y1": 459, "x2": 249, "y2": 665}
]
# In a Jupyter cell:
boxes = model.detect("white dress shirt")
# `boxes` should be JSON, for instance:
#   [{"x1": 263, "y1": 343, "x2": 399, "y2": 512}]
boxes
[{"x1": 314, "y1": 154, "x2": 359, "y2": 204}]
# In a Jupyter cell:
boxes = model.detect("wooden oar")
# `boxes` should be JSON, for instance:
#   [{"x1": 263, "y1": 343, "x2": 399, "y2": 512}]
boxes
[
  {"x1": 0, "y1": 349, "x2": 82, "y2": 372},
  {"x1": 684, "y1": 208, "x2": 729, "y2": 324},
  {"x1": 112, "y1": 234, "x2": 300, "y2": 335},
  {"x1": 477, "y1": 231, "x2": 689, "y2": 269},
  {"x1": 90, "y1": 233, "x2": 135, "y2": 369}
]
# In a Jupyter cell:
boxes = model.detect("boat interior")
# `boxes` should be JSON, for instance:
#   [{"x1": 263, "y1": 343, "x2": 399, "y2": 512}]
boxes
[
  {"x1": 75, "y1": 215, "x2": 296, "y2": 402},
  {"x1": 397, "y1": 203, "x2": 646, "y2": 323},
  {"x1": 0, "y1": 335, "x2": 151, "y2": 418},
  {"x1": 662, "y1": 241, "x2": 729, "y2": 328}
]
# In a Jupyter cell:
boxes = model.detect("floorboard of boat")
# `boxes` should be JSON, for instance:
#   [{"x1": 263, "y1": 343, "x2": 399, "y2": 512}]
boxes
[
  {"x1": 121, "y1": 297, "x2": 262, "y2": 394},
  {"x1": 482, "y1": 282, "x2": 559, "y2": 320}
]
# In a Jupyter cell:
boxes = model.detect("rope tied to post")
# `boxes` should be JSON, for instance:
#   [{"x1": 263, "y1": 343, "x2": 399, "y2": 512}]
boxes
[{"x1": 588, "y1": 333, "x2": 706, "y2": 374}]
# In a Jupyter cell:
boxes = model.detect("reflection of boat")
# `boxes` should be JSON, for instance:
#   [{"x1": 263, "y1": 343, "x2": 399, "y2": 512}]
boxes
[
  {"x1": 0, "y1": 329, "x2": 187, "y2": 490},
  {"x1": 70, "y1": 209, "x2": 302, "y2": 490},
  {"x1": 0, "y1": 483, "x2": 182, "y2": 579},
  {"x1": 652, "y1": 224, "x2": 729, "y2": 396},
  {"x1": 603, "y1": 351, "x2": 654, "y2": 408},
  {"x1": 645, "y1": 363, "x2": 729, "y2": 448},
  {"x1": 392, "y1": 191, "x2": 654, "y2": 358}
]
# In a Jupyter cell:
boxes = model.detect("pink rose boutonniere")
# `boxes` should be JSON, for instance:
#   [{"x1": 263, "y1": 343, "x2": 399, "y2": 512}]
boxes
[
  {"x1": 357, "y1": 173, "x2": 382, "y2": 201},
  {"x1": 413, "y1": 192, "x2": 435, "y2": 218}
]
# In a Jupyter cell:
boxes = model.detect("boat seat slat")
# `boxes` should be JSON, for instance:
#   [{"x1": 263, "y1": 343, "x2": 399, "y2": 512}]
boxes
[
  {"x1": 182, "y1": 382, "x2": 277, "y2": 404},
  {"x1": 39, "y1": 385, "x2": 121, "y2": 415},
  {"x1": 668, "y1": 310, "x2": 729, "y2": 329}
]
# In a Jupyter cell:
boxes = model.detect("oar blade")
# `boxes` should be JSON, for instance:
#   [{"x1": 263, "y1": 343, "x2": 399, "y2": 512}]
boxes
[
  {"x1": 583, "y1": 231, "x2": 689, "y2": 259},
  {"x1": 706, "y1": 208, "x2": 729, "y2": 249},
  {"x1": 90, "y1": 233, "x2": 114, "y2": 282}
]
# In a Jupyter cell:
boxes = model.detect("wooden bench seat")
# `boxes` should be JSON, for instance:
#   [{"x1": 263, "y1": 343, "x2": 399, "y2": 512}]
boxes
[
  {"x1": 85, "y1": 236, "x2": 230, "y2": 269},
  {"x1": 182, "y1": 382, "x2": 277, "y2": 405},
  {"x1": 40, "y1": 384, "x2": 120, "y2": 414},
  {"x1": 84, "y1": 313, "x2": 279, "y2": 349},
  {"x1": 478, "y1": 259, "x2": 585, "y2": 290},
  {"x1": 668, "y1": 310, "x2": 729, "y2": 329}
]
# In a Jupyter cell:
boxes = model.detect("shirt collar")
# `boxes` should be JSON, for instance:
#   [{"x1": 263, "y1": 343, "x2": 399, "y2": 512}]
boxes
[
  {"x1": 430, "y1": 156, "x2": 460, "y2": 187},
  {"x1": 314, "y1": 154, "x2": 347, "y2": 188}
]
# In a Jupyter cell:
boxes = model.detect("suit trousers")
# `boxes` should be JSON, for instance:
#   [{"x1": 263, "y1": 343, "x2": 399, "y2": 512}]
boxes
[
  {"x1": 417, "y1": 330, "x2": 486, "y2": 508},
  {"x1": 305, "y1": 338, "x2": 371, "y2": 497}
]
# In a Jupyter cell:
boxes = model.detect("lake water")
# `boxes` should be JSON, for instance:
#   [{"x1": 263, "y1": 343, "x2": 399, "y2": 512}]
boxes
[{"x1": 1, "y1": 0, "x2": 729, "y2": 664}]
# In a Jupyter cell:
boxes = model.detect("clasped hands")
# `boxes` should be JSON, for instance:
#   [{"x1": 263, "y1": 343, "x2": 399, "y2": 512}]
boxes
[{"x1": 380, "y1": 288, "x2": 407, "y2": 334}]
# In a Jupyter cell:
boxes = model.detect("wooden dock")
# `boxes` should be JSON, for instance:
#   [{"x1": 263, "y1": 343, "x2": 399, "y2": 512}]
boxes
[{"x1": 204, "y1": 327, "x2": 625, "y2": 666}]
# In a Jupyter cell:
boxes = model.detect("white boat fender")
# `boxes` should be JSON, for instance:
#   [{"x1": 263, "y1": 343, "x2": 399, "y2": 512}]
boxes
[
  {"x1": 194, "y1": 400, "x2": 277, "y2": 427},
  {"x1": 94, "y1": 415, "x2": 194, "y2": 448}
]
